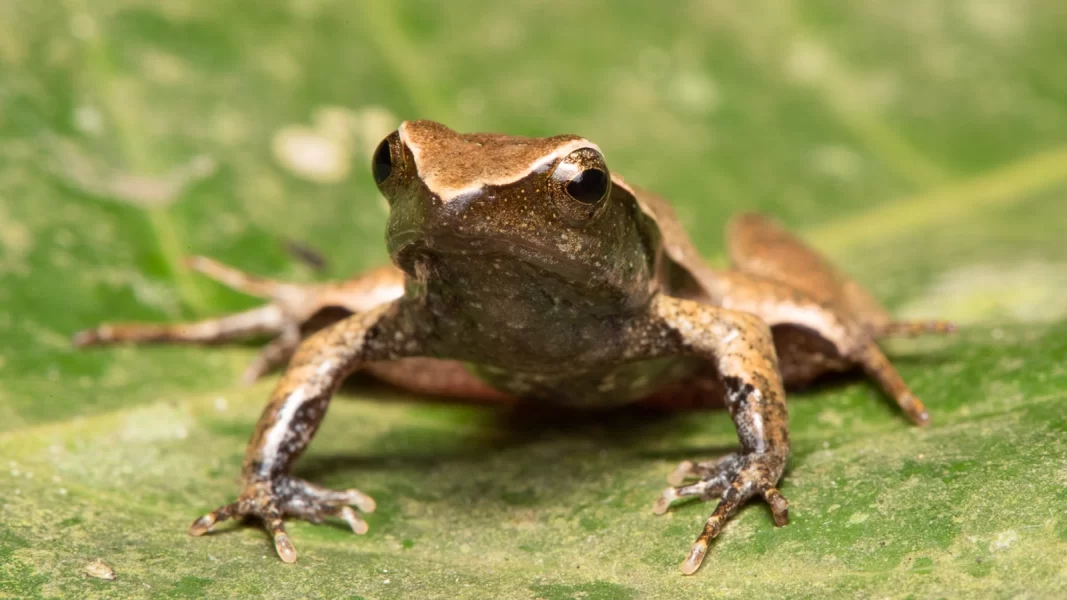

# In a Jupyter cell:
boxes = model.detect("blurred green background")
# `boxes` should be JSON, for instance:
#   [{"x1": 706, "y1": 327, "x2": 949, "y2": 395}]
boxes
[{"x1": 1, "y1": 1, "x2": 1066, "y2": 598}]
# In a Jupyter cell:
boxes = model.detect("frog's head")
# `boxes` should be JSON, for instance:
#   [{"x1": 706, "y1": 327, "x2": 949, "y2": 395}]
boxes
[{"x1": 372, "y1": 120, "x2": 657, "y2": 312}]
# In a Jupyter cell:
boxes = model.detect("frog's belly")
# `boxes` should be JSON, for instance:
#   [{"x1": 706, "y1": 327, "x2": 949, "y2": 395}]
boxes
[{"x1": 465, "y1": 357, "x2": 706, "y2": 408}]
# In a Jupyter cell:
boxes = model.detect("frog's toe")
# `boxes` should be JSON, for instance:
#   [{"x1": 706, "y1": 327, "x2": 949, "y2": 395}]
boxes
[
  {"x1": 653, "y1": 451, "x2": 788, "y2": 575},
  {"x1": 653, "y1": 478, "x2": 728, "y2": 515},
  {"x1": 188, "y1": 477, "x2": 375, "y2": 563},
  {"x1": 664, "y1": 454, "x2": 743, "y2": 486},
  {"x1": 188, "y1": 501, "x2": 243, "y2": 536},
  {"x1": 190, "y1": 501, "x2": 301, "y2": 563},
  {"x1": 284, "y1": 479, "x2": 376, "y2": 528},
  {"x1": 653, "y1": 454, "x2": 743, "y2": 513}
]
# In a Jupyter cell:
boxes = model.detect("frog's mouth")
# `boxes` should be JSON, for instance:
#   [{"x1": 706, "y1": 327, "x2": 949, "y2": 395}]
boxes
[{"x1": 388, "y1": 229, "x2": 595, "y2": 284}]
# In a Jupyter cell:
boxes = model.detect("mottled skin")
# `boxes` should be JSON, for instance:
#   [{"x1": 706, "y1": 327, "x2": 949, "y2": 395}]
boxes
[{"x1": 75, "y1": 120, "x2": 953, "y2": 575}]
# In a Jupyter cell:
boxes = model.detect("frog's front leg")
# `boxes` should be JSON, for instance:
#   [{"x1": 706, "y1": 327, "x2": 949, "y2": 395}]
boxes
[
  {"x1": 188, "y1": 298, "x2": 422, "y2": 563},
  {"x1": 631, "y1": 295, "x2": 789, "y2": 575}
]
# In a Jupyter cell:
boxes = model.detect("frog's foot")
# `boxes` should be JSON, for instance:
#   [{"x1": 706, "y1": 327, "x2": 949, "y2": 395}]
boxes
[
  {"x1": 853, "y1": 341, "x2": 933, "y2": 426},
  {"x1": 857, "y1": 319, "x2": 955, "y2": 424},
  {"x1": 653, "y1": 451, "x2": 788, "y2": 575},
  {"x1": 189, "y1": 476, "x2": 376, "y2": 563}
]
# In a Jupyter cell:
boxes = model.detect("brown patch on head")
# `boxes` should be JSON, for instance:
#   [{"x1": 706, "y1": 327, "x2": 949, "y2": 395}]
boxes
[{"x1": 398, "y1": 120, "x2": 601, "y2": 202}]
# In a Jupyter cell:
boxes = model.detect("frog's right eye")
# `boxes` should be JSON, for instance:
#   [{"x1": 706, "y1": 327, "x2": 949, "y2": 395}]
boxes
[{"x1": 372, "y1": 136, "x2": 394, "y2": 184}]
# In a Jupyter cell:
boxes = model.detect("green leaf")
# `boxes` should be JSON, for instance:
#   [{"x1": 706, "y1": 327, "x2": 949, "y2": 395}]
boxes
[{"x1": 2, "y1": 1, "x2": 1066, "y2": 598}]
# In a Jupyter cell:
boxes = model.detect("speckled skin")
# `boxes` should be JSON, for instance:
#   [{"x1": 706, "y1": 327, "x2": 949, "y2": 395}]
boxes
[{"x1": 75, "y1": 120, "x2": 953, "y2": 575}]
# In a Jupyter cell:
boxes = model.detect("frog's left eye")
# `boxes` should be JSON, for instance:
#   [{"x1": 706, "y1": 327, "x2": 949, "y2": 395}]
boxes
[
  {"x1": 566, "y1": 168, "x2": 609, "y2": 205},
  {"x1": 372, "y1": 136, "x2": 394, "y2": 184}
]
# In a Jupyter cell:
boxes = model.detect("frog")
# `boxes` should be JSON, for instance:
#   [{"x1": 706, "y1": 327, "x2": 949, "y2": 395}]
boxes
[{"x1": 74, "y1": 120, "x2": 954, "y2": 575}]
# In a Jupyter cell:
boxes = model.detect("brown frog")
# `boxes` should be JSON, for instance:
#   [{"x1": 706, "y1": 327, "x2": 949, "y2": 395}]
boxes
[{"x1": 74, "y1": 120, "x2": 953, "y2": 574}]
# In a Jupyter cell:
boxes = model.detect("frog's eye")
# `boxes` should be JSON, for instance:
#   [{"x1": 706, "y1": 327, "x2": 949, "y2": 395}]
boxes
[
  {"x1": 372, "y1": 136, "x2": 394, "y2": 184},
  {"x1": 566, "y1": 168, "x2": 609, "y2": 205},
  {"x1": 551, "y1": 148, "x2": 611, "y2": 213}
]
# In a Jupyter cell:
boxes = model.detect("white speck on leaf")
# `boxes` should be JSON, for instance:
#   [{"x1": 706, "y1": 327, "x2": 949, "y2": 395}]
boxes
[
  {"x1": 668, "y1": 69, "x2": 719, "y2": 113},
  {"x1": 990, "y1": 529, "x2": 1018, "y2": 551},
  {"x1": 73, "y1": 105, "x2": 104, "y2": 135},
  {"x1": 271, "y1": 105, "x2": 397, "y2": 184},
  {"x1": 69, "y1": 14, "x2": 98, "y2": 41},
  {"x1": 139, "y1": 49, "x2": 188, "y2": 84},
  {"x1": 786, "y1": 37, "x2": 830, "y2": 85},
  {"x1": 964, "y1": 0, "x2": 1023, "y2": 38},
  {"x1": 350, "y1": 105, "x2": 399, "y2": 156},
  {"x1": 817, "y1": 409, "x2": 844, "y2": 427},
  {"x1": 84, "y1": 559, "x2": 116, "y2": 581},
  {"x1": 272, "y1": 126, "x2": 350, "y2": 184},
  {"x1": 812, "y1": 145, "x2": 861, "y2": 180},
  {"x1": 0, "y1": 204, "x2": 33, "y2": 276},
  {"x1": 120, "y1": 404, "x2": 193, "y2": 443}
]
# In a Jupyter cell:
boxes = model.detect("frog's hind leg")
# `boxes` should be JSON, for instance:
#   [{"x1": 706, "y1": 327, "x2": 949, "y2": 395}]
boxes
[
  {"x1": 72, "y1": 304, "x2": 287, "y2": 347},
  {"x1": 73, "y1": 301, "x2": 302, "y2": 383},
  {"x1": 183, "y1": 256, "x2": 308, "y2": 305},
  {"x1": 849, "y1": 340, "x2": 936, "y2": 424},
  {"x1": 727, "y1": 213, "x2": 959, "y2": 338},
  {"x1": 776, "y1": 322, "x2": 937, "y2": 426},
  {"x1": 715, "y1": 271, "x2": 943, "y2": 426},
  {"x1": 184, "y1": 256, "x2": 407, "y2": 319},
  {"x1": 726, "y1": 212, "x2": 893, "y2": 330},
  {"x1": 73, "y1": 255, "x2": 319, "y2": 349},
  {"x1": 769, "y1": 314, "x2": 939, "y2": 426},
  {"x1": 865, "y1": 318, "x2": 957, "y2": 419},
  {"x1": 725, "y1": 213, "x2": 956, "y2": 425},
  {"x1": 73, "y1": 257, "x2": 407, "y2": 383},
  {"x1": 828, "y1": 311, "x2": 951, "y2": 427}
]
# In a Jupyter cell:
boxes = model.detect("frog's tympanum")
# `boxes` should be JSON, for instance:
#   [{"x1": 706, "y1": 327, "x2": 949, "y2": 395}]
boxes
[{"x1": 75, "y1": 121, "x2": 954, "y2": 574}]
